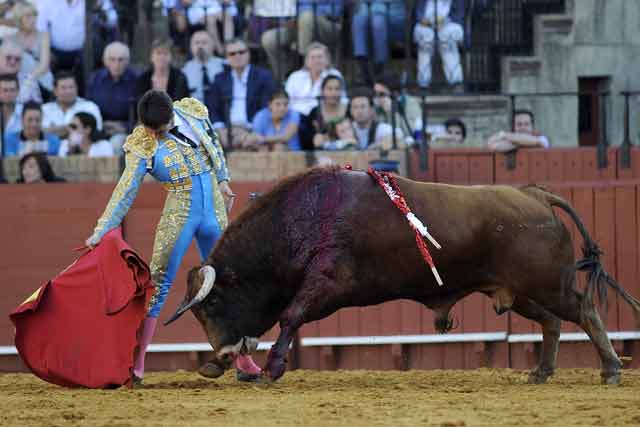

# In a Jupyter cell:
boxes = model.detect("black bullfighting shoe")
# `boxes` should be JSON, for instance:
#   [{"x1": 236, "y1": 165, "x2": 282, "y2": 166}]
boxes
[
  {"x1": 131, "y1": 374, "x2": 144, "y2": 388},
  {"x1": 236, "y1": 369, "x2": 264, "y2": 383}
]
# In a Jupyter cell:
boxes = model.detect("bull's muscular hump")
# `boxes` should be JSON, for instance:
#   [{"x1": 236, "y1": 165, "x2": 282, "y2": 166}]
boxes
[{"x1": 169, "y1": 167, "x2": 640, "y2": 385}]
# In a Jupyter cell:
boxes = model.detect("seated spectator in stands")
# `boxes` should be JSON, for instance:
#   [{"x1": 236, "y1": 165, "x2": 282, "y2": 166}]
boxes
[
  {"x1": 163, "y1": 0, "x2": 238, "y2": 55},
  {"x1": 0, "y1": 1, "x2": 18, "y2": 40},
  {"x1": 6, "y1": 2, "x2": 54, "y2": 100},
  {"x1": 262, "y1": 0, "x2": 344, "y2": 79},
  {"x1": 136, "y1": 37, "x2": 190, "y2": 101},
  {"x1": 285, "y1": 42, "x2": 344, "y2": 116},
  {"x1": 320, "y1": 116, "x2": 358, "y2": 150},
  {"x1": 206, "y1": 38, "x2": 276, "y2": 149},
  {"x1": 0, "y1": 40, "x2": 41, "y2": 103},
  {"x1": 246, "y1": 89, "x2": 300, "y2": 151},
  {"x1": 16, "y1": 151, "x2": 65, "y2": 183},
  {"x1": 182, "y1": 31, "x2": 224, "y2": 103},
  {"x1": 304, "y1": 74, "x2": 347, "y2": 150},
  {"x1": 36, "y1": 0, "x2": 90, "y2": 94},
  {"x1": 413, "y1": 0, "x2": 465, "y2": 91},
  {"x1": 373, "y1": 71, "x2": 421, "y2": 138},
  {"x1": 348, "y1": 87, "x2": 403, "y2": 150},
  {"x1": 0, "y1": 73, "x2": 23, "y2": 138},
  {"x1": 58, "y1": 112, "x2": 114, "y2": 157},
  {"x1": 88, "y1": 42, "x2": 137, "y2": 139},
  {"x1": 5, "y1": 101, "x2": 61, "y2": 157},
  {"x1": 352, "y1": 0, "x2": 406, "y2": 86},
  {"x1": 42, "y1": 71, "x2": 103, "y2": 139},
  {"x1": 432, "y1": 117, "x2": 466, "y2": 145},
  {"x1": 487, "y1": 109, "x2": 549, "y2": 152},
  {"x1": 251, "y1": 0, "x2": 296, "y2": 80}
]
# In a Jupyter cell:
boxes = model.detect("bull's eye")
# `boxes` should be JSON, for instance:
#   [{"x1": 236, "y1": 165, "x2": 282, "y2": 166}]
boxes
[{"x1": 205, "y1": 296, "x2": 219, "y2": 310}]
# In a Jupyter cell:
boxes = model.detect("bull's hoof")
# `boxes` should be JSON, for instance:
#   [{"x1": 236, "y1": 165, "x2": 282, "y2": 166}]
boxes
[
  {"x1": 198, "y1": 361, "x2": 225, "y2": 379},
  {"x1": 601, "y1": 372, "x2": 621, "y2": 385},
  {"x1": 527, "y1": 370, "x2": 552, "y2": 384}
]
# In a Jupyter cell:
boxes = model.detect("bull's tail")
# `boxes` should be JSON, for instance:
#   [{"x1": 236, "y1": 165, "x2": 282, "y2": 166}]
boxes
[{"x1": 536, "y1": 187, "x2": 640, "y2": 329}]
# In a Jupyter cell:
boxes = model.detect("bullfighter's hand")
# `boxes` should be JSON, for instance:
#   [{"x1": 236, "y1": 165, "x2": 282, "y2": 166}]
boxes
[
  {"x1": 84, "y1": 235, "x2": 100, "y2": 250},
  {"x1": 219, "y1": 181, "x2": 236, "y2": 213}
]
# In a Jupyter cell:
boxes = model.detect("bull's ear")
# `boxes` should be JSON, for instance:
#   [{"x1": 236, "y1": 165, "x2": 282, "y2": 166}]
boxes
[{"x1": 163, "y1": 266, "x2": 216, "y2": 326}]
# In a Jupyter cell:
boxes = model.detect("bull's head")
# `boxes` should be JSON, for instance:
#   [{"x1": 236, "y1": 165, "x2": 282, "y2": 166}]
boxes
[{"x1": 164, "y1": 266, "x2": 258, "y2": 375}]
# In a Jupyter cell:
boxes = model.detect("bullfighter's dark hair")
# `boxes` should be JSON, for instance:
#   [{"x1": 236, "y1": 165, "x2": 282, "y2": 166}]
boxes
[
  {"x1": 513, "y1": 109, "x2": 535, "y2": 127},
  {"x1": 137, "y1": 90, "x2": 173, "y2": 130},
  {"x1": 444, "y1": 118, "x2": 467, "y2": 140}
]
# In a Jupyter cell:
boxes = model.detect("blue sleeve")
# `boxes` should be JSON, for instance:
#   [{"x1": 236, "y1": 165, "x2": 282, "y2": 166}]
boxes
[
  {"x1": 89, "y1": 152, "x2": 148, "y2": 242},
  {"x1": 47, "y1": 134, "x2": 61, "y2": 156},
  {"x1": 251, "y1": 108, "x2": 269, "y2": 135},
  {"x1": 4, "y1": 132, "x2": 19, "y2": 156}
]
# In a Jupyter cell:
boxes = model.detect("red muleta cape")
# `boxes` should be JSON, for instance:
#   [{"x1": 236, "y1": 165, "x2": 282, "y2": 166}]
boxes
[{"x1": 9, "y1": 227, "x2": 153, "y2": 389}]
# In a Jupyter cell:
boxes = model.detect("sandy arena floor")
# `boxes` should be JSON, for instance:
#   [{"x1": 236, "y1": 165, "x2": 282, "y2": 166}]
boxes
[{"x1": 2, "y1": 369, "x2": 640, "y2": 426}]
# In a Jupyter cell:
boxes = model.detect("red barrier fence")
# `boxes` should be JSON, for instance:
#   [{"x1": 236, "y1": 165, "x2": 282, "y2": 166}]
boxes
[{"x1": 2, "y1": 147, "x2": 640, "y2": 373}]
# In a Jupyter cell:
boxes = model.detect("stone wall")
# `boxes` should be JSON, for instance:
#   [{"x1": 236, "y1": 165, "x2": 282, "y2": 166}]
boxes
[{"x1": 503, "y1": 0, "x2": 640, "y2": 147}]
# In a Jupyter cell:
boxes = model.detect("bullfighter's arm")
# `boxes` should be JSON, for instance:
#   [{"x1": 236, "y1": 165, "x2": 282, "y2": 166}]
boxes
[{"x1": 86, "y1": 152, "x2": 148, "y2": 245}]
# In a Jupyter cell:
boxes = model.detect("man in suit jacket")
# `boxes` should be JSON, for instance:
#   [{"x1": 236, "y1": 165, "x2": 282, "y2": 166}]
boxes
[{"x1": 206, "y1": 38, "x2": 277, "y2": 150}]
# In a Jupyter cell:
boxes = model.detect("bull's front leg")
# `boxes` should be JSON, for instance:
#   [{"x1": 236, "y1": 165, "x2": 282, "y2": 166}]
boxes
[{"x1": 265, "y1": 273, "x2": 341, "y2": 381}]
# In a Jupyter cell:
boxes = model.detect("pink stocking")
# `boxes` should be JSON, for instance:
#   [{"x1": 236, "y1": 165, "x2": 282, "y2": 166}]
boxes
[
  {"x1": 133, "y1": 317, "x2": 158, "y2": 378},
  {"x1": 235, "y1": 354, "x2": 262, "y2": 375}
]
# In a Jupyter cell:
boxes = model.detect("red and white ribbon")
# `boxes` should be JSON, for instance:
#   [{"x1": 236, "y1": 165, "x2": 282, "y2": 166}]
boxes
[{"x1": 367, "y1": 167, "x2": 443, "y2": 286}]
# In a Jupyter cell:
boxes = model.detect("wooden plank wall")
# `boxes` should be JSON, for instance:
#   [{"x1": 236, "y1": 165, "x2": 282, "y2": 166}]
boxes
[{"x1": 2, "y1": 147, "x2": 640, "y2": 372}]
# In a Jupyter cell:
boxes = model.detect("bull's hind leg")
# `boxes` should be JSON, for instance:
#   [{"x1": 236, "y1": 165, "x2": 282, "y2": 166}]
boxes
[
  {"x1": 511, "y1": 296, "x2": 561, "y2": 384},
  {"x1": 536, "y1": 290, "x2": 622, "y2": 384}
]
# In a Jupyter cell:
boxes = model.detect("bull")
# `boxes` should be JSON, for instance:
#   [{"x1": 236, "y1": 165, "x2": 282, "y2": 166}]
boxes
[{"x1": 165, "y1": 167, "x2": 640, "y2": 384}]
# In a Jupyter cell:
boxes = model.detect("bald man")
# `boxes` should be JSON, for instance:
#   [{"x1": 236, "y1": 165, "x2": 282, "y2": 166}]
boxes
[
  {"x1": 0, "y1": 41, "x2": 41, "y2": 103},
  {"x1": 88, "y1": 42, "x2": 138, "y2": 137}
]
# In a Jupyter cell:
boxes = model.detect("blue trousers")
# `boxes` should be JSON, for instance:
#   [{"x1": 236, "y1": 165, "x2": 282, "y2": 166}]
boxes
[
  {"x1": 351, "y1": 2, "x2": 406, "y2": 64},
  {"x1": 148, "y1": 173, "x2": 223, "y2": 317}
]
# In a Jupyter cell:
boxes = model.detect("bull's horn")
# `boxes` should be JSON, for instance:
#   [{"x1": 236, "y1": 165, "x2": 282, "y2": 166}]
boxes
[{"x1": 164, "y1": 266, "x2": 216, "y2": 326}]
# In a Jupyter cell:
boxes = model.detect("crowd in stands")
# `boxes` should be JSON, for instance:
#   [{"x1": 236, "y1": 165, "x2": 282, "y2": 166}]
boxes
[{"x1": 0, "y1": 0, "x2": 550, "y2": 184}]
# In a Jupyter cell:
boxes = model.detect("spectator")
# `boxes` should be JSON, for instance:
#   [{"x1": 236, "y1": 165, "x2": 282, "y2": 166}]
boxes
[
  {"x1": 136, "y1": 37, "x2": 190, "y2": 101},
  {"x1": 91, "y1": 0, "x2": 120, "y2": 69},
  {"x1": 16, "y1": 151, "x2": 65, "y2": 183},
  {"x1": 246, "y1": 89, "x2": 301, "y2": 151},
  {"x1": 304, "y1": 74, "x2": 346, "y2": 150},
  {"x1": 487, "y1": 109, "x2": 549, "y2": 152},
  {"x1": 42, "y1": 71, "x2": 103, "y2": 139},
  {"x1": 0, "y1": 40, "x2": 41, "y2": 103},
  {"x1": 250, "y1": 0, "x2": 296, "y2": 80},
  {"x1": 182, "y1": 31, "x2": 224, "y2": 103},
  {"x1": 88, "y1": 42, "x2": 137, "y2": 140},
  {"x1": 321, "y1": 116, "x2": 357, "y2": 150},
  {"x1": 352, "y1": 0, "x2": 406, "y2": 86},
  {"x1": 58, "y1": 111, "x2": 114, "y2": 157},
  {"x1": 0, "y1": 73, "x2": 23, "y2": 138},
  {"x1": 413, "y1": 0, "x2": 465, "y2": 91},
  {"x1": 432, "y1": 117, "x2": 466, "y2": 145},
  {"x1": 0, "y1": 1, "x2": 18, "y2": 39},
  {"x1": 348, "y1": 86, "x2": 403, "y2": 150},
  {"x1": 373, "y1": 71, "x2": 421, "y2": 138},
  {"x1": 285, "y1": 42, "x2": 345, "y2": 116},
  {"x1": 36, "y1": 0, "x2": 86, "y2": 93},
  {"x1": 5, "y1": 101, "x2": 61, "y2": 157},
  {"x1": 206, "y1": 38, "x2": 276, "y2": 149},
  {"x1": 261, "y1": 0, "x2": 344, "y2": 78},
  {"x1": 6, "y1": 2, "x2": 54, "y2": 100}
]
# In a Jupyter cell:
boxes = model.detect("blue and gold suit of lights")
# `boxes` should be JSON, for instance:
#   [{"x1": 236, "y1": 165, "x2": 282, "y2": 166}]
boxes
[{"x1": 89, "y1": 98, "x2": 230, "y2": 318}]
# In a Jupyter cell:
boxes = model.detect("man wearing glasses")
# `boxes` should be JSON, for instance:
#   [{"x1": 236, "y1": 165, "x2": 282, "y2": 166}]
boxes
[
  {"x1": 205, "y1": 38, "x2": 276, "y2": 150},
  {"x1": 0, "y1": 40, "x2": 41, "y2": 103}
]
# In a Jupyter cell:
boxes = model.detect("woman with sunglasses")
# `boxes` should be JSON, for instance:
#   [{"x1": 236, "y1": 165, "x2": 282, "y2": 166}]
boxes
[{"x1": 58, "y1": 112, "x2": 114, "y2": 157}]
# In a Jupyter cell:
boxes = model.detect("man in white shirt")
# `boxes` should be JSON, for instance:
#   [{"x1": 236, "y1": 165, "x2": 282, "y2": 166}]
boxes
[
  {"x1": 42, "y1": 71, "x2": 103, "y2": 139},
  {"x1": 182, "y1": 31, "x2": 224, "y2": 103},
  {"x1": 349, "y1": 87, "x2": 403, "y2": 150}
]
